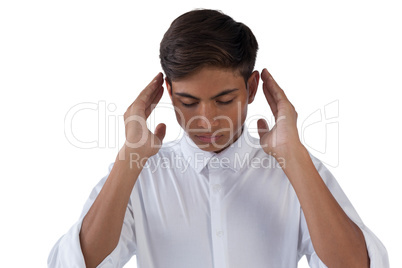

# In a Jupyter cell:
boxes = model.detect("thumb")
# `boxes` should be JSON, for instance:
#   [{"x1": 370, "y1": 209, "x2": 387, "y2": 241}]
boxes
[
  {"x1": 257, "y1": 118, "x2": 269, "y2": 140},
  {"x1": 154, "y1": 123, "x2": 166, "y2": 143}
]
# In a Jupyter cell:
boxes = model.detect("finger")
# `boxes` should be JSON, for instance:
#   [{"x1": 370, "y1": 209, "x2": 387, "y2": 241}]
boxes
[
  {"x1": 137, "y1": 73, "x2": 164, "y2": 105},
  {"x1": 144, "y1": 85, "x2": 164, "y2": 118},
  {"x1": 263, "y1": 82, "x2": 278, "y2": 119},
  {"x1": 127, "y1": 73, "x2": 163, "y2": 116},
  {"x1": 260, "y1": 68, "x2": 271, "y2": 82},
  {"x1": 261, "y1": 68, "x2": 289, "y2": 104},
  {"x1": 144, "y1": 82, "x2": 164, "y2": 110},
  {"x1": 257, "y1": 118, "x2": 270, "y2": 140},
  {"x1": 154, "y1": 123, "x2": 166, "y2": 143}
]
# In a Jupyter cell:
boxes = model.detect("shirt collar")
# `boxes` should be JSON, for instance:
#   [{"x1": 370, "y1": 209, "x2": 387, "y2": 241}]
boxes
[{"x1": 180, "y1": 125, "x2": 259, "y2": 173}]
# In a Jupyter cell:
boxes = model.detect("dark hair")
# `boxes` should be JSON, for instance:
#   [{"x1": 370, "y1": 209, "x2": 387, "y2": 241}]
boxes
[{"x1": 159, "y1": 9, "x2": 258, "y2": 86}]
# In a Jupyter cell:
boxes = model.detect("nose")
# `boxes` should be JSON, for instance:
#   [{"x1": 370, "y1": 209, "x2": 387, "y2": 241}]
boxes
[{"x1": 196, "y1": 103, "x2": 219, "y2": 129}]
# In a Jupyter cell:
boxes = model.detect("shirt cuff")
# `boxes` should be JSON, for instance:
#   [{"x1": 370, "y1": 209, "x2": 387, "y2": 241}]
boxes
[
  {"x1": 359, "y1": 225, "x2": 390, "y2": 268},
  {"x1": 48, "y1": 219, "x2": 86, "y2": 267}
]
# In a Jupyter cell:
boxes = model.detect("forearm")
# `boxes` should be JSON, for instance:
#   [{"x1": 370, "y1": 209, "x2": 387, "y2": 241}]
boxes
[
  {"x1": 282, "y1": 144, "x2": 369, "y2": 268},
  {"x1": 79, "y1": 147, "x2": 147, "y2": 268}
]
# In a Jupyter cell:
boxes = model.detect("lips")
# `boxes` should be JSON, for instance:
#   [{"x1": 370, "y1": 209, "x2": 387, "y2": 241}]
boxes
[{"x1": 195, "y1": 134, "x2": 223, "y2": 143}]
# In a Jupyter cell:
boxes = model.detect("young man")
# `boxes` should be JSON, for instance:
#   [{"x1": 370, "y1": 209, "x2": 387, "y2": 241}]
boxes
[{"x1": 48, "y1": 9, "x2": 388, "y2": 268}]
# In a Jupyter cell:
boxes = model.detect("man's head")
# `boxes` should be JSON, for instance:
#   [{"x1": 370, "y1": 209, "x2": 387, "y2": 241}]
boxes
[
  {"x1": 159, "y1": 9, "x2": 259, "y2": 153},
  {"x1": 160, "y1": 9, "x2": 258, "y2": 87}
]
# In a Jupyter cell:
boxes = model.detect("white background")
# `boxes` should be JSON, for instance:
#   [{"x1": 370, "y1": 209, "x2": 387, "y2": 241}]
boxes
[{"x1": 1, "y1": 0, "x2": 401, "y2": 267}]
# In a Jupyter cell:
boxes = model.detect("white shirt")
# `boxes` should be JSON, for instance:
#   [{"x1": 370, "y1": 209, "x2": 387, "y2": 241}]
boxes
[{"x1": 48, "y1": 126, "x2": 389, "y2": 268}]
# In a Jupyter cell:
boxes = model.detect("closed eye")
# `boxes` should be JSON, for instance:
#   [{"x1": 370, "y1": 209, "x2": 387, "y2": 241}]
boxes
[
  {"x1": 217, "y1": 100, "x2": 233, "y2": 105},
  {"x1": 180, "y1": 99, "x2": 234, "y2": 107},
  {"x1": 181, "y1": 102, "x2": 198, "y2": 107}
]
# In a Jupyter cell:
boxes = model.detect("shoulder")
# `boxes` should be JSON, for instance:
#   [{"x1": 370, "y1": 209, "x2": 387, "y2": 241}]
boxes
[
  {"x1": 237, "y1": 133, "x2": 285, "y2": 172},
  {"x1": 154, "y1": 137, "x2": 183, "y2": 160}
]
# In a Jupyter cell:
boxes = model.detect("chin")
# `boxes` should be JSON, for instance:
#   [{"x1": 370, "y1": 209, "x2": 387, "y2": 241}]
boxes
[
  {"x1": 183, "y1": 125, "x2": 244, "y2": 153},
  {"x1": 190, "y1": 134, "x2": 232, "y2": 153}
]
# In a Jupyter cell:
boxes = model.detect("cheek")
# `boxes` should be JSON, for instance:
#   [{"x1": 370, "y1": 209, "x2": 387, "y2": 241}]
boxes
[
  {"x1": 171, "y1": 101, "x2": 187, "y2": 127},
  {"x1": 240, "y1": 100, "x2": 248, "y2": 119},
  {"x1": 233, "y1": 98, "x2": 248, "y2": 116},
  {"x1": 172, "y1": 105, "x2": 196, "y2": 129},
  {"x1": 221, "y1": 101, "x2": 248, "y2": 127}
]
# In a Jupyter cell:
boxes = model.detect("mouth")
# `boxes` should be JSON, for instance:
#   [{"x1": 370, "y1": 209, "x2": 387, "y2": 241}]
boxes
[{"x1": 195, "y1": 134, "x2": 223, "y2": 143}]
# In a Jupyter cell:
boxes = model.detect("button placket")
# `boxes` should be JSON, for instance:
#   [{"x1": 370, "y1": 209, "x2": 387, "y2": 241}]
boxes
[
  {"x1": 208, "y1": 164, "x2": 226, "y2": 268},
  {"x1": 212, "y1": 184, "x2": 222, "y2": 193}
]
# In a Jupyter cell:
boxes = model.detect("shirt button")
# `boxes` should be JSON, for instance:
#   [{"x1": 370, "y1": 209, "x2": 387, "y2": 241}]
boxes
[
  {"x1": 216, "y1": 230, "x2": 224, "y2": 237},
  {"x1": 212, "y1": 184, "x2": 221, "y2": 193},
  {"x1": 208, "y1": 157, "x2": 217, "y2": 169}
]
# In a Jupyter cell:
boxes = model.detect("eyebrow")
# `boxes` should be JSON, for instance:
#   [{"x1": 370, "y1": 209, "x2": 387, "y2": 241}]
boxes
[{"x1": 174, "y1": 88, "x2": 239, "y2": 100}]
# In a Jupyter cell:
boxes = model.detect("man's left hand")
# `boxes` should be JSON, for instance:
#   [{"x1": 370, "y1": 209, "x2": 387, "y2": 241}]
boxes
[{"x1": 257, "y1": 68, "x2": 303, "y2": 159}]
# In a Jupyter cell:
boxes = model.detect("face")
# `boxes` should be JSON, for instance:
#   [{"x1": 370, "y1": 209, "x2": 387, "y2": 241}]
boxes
[{"x1": 166, "y1": 67, "x2": 259, "y2": 153}]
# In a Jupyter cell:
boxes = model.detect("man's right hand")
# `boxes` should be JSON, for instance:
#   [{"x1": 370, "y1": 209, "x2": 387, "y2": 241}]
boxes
[{"x1": 122, "y1": 72, "x2": 166, "y2": 158}]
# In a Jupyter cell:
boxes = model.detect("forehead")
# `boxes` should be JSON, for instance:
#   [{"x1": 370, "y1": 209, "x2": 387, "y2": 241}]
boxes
[{"x1": 171, "y1": 67, "x2": 246, "y2": 95}]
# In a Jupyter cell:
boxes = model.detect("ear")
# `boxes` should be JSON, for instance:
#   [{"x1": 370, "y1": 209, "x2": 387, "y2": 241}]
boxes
[
  {"x1": 247, "y1": 70, "x2": 259, "y2": 104},
  {"x1": 165, "y1": 77, "x2": 173, "y2": 101}
]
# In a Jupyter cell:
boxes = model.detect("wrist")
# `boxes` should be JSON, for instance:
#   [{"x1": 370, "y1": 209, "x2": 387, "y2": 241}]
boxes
[
  {"x1": 271, "y1": 141, "x2": 305, "y2": 160},
  {"x1": 280, "y1": 143, "x2": 316, "y2": 181},
  {"x1": 273, "y1": 142, "x2": 310, "y2": 170},
  {"x1": 115, "y1": 145, "x2": 152, "y2": 170}
]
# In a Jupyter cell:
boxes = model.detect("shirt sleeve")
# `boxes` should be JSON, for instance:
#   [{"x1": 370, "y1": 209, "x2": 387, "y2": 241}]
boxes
[
  {"x1": 297, "y1": 153, "x2": 389, "y2": 268},
  {"x1": 47, "y1": 163, "x2": 137, "y2": 268}
]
